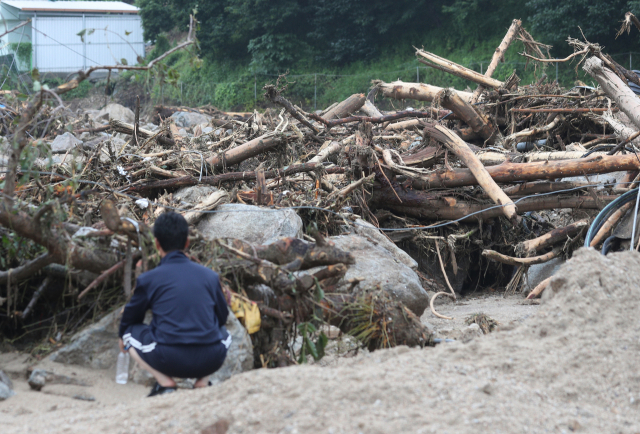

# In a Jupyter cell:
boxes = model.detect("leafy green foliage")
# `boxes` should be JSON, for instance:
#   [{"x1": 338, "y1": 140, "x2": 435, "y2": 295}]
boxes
[
  {"x1": 526, "y1": 0, "x2": 640, "y2": 55},
  {"x1": 297, "y1": 322, "x2": 328, "y2": 363}
]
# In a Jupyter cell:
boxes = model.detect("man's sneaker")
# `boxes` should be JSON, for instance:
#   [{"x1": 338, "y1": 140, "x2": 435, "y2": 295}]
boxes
[{"x1": 147, "y1": 381, "x2": 177, "y2": 397}]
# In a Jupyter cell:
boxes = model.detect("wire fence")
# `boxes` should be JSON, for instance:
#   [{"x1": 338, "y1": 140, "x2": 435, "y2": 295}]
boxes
[
  {"x1": 152, "y1": 51, "x2": 640, "y2": 111},
  {"x1": 4, "y1": 27, "x2": 640, "y2": 112}
]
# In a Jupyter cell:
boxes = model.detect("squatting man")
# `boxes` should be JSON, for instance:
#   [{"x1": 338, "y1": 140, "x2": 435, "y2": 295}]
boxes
[{"x1": 118, "y1": 212, "x2": 231, "y2": 396}]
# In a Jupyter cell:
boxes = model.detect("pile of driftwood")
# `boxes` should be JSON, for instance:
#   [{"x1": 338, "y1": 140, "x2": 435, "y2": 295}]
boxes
[{"x1": 3, "y1": 13, "x2": 640, "y2": 365}]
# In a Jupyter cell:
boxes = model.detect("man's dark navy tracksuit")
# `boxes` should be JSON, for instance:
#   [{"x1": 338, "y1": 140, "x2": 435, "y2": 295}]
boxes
[{"x1": 119, "y1": 251, "x2": 230, "y2": 379}]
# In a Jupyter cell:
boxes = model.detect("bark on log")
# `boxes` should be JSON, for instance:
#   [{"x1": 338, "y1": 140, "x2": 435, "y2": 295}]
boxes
[
  {"x1": 370, "y1": 184, "x2": 617, "y2": 221},
  {"x1": 401, "y1": 146, "x2": 443, "y2": 168},
  {"x1": 423, "y1": 123, "x2": 517, "y2": 221},
  {"x1": 375, "y1": 80, "x2": 473, "y2": 103},
  {"x1": 583, "y1": 56, "x2": 640, "y2": 131},
  {"x1": 602, "y1": 111, "x2": 640, "y2": 146},
  {"x1": 0, "y1": 253, "x2": 53, "y2": 285},
  {"x1": 206, "y1": 133, "x2": 286, "y2": 169},
  {"x1": 411, "y1": 154, "x2": 640, "y2": 189},
  {"x1": 415, "y1": 48, "x2": 504, "y2": 89},
  {"x1": 516, "y1": 219, "x2": 588, "y2": 256},
  {"x1": 471, "y1": 19, "x2": 521, "y2": 102},
  {"x1": 321, "y1": 94, "x2": 366, "y2": 120},
  {"x1": 439, "y1": 88, "x2": 502, "y2": 146}
]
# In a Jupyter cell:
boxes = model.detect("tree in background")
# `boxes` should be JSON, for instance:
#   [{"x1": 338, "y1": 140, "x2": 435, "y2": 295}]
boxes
[
  {"x1": 527, "y1": 0, "x2": 640, "y2": 55},
  {"x1": 136, "y1": 0, "x2": 640, "y2": 71}
]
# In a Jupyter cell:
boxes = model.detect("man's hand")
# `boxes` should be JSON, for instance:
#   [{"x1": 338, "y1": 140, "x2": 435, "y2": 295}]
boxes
[{"x1": 119, "y1": 338, "x2": 126, "y2": 353}]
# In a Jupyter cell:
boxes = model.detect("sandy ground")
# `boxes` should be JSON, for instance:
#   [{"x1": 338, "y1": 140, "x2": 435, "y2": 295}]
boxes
[{"x1": 2, "y1": 248, "x2": 640, "y2": 434}]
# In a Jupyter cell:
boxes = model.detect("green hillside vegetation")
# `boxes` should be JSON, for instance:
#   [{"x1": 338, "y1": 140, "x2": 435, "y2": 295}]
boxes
[{"x1": 127, "y1": 0, "x2": 640, "y2": 110}]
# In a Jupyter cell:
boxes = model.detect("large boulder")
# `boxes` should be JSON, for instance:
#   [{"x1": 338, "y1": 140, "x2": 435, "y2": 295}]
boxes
[
  {"x1": 94, "y1": 103, "x2": 135, "y2": 124},
  {"x1": 197, "y1": 203, "x2": 303, "y2": 245},
  {"x1": 209, "y1": 314, "x2": 253, "y2": 384},
  {"x1": 50, "y1": 305, "x2": 253, "y2": 384},
  {"x1": 50, "y1": 307, "x2": 121, "y2": 369},
  {"x1": 351, "y1": 219, "x2": 418, "y2": 270},
  {"x1": 51, "y1": 132, "x2": 82, "y2": 153},
  {"x1": 327, "y1": 234, "x2": 429, "y2": 316},
  {"x1": 171, "y1": 111, "x2": 212, "y2": 128},
  {"x1": 0, "y1": 370, "x2": 14, "y2": 401}
]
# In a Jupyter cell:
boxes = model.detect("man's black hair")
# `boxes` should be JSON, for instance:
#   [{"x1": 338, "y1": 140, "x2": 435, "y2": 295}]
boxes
[{"x1": 153, "y1": 212, "x2": 189, "y2": 252}]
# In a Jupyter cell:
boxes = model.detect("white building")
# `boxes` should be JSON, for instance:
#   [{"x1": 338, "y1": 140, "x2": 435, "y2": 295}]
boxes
[{"x1": 0, "y1": 1, "x2": 144, "y2": 73}]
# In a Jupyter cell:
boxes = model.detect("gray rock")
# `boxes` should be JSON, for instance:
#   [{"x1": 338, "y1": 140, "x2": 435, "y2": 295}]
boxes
[
  {"x1": 210, "y1": 314, "x2": 253, "y2": 385},
  {"x1": 0, "y1": 370, "x2": 13, "y2": 390},
  {"x1": 129, "y1": 314, "x2": 253, "y2": 386},
  {"x1": 0, "y1": 381, "x2": 14, "y2": 400},
  {"x1": 352, "y1": 219, "x2": 418, "y2": 270},
  {"x1": 326, "y1": 234, "x2": 429, "y2": 316},
  {"x1": 143, "y1": 123, "x2": 159, "y2": 132},
  {"x1": 526, "y1": 257, "x2": 564, "y2": 291},
  {"x1": 94, "y1": 103, "x2": 135, "y2": 124},
  {"x1": 202, "y1": 126, "x2": 214, "y2": 134},
  {"x1": 197, "y1": 204, "x2": 303, "y2": 245},
  {"x1": 28, "y1": 370, "x2": 46, "y2": 391},
  {"x1": 50, "y1": 308, "x2": 121, "y2": 369},
  {"x1": 51, "y1": 132, "x2": 82, "y2": 153},
  {"x1": 460, "y1": 323, "x2": 483, "y2": 343},
  {"x1": 171, "y1": 111, "x2": 212, "y2": 128},
  {"x1": 174, "y1": 185, "x2": 219, "y2": 206}
]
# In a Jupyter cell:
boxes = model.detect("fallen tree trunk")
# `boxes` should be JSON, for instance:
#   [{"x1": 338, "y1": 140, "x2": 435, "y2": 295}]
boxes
[
  {"x1": 321, "y1": 94, "x2": 366, "y2": 120},
  {"x1": 439, "y1": 88, "x2": 502, "y2": 145},
  {"x1": 516, "y1": 219, "x2": 588, "y2": 256},
  {"x1": 411, "y1": 153, "x2": 640, "y2": 189},
  {"x1": 471, "y1": 19, "x2": 521, "y2": 102},
  {"x1": 205, "y1": 133, "x2": 287, "y2": 169},
  {"x1": 423, "y1": 123, "x2": 517, "y2": 221},
  {"x1": 375, "y1": 80, "x2": 473, "y2": 103},
  {"x1": 583, "y1": 56, "x2": 640, "y2": 131},
  {"x1": 415, "y1": 48, "x2": 504, "y2": 89},
  {"x1": 370, "y1": 184, "x2": 617, "y2": 221}
]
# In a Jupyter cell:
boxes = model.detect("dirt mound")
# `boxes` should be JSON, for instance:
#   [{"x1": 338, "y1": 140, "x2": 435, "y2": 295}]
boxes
[{"x1": 3, "y1": 248, "x2": 640, "y2": 433}]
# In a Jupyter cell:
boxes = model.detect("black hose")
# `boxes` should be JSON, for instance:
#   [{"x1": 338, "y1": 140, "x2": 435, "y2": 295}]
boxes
[{"x1": 584, "y1": 188, "x2": 639, "y2": 248}]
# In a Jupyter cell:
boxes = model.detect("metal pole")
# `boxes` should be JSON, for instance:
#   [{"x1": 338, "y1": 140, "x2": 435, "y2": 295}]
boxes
[
  {"x1": 254, "y1": 74, "x2": 257, "y2": 103},
  {"x1": 631, "y1": 52, "x2": 633, "y2": 70},
  {"x1": 416, "y1": 66, "x2": 419, "y2": 82},
  {"x1": 180, "y1": 82, "x2": 183, "y2": 104},
  {"x1": 480, "y1": 62, "x2": 483, "y2": 75},
  {"x1": 556, "y1": 62, "x2": 558, "y2": 83},
  {"x1": 82, "y1": 14, "x2": 86, "y2": 70},
  {"x1": 33, "y1": 14, "x2": 37, "y2": 70},
  {"x1": 314, "y1": 74, "x2": 317, "y2": 111}
]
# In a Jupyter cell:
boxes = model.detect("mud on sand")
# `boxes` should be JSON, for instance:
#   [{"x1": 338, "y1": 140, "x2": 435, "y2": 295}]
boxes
[{"x1": 2, "y1": 248, "x2": 640, "y2": 434}]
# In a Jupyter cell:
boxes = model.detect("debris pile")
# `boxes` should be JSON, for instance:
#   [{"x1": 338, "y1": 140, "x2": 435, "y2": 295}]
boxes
[{"x1": 3, "y1": 13, "x2": 640, "y2": 368}]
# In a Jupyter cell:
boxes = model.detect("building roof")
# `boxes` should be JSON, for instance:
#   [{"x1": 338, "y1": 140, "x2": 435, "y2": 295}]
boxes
[{"x1": 2, "y1": 1, "x2": 138, "y2": 14}]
